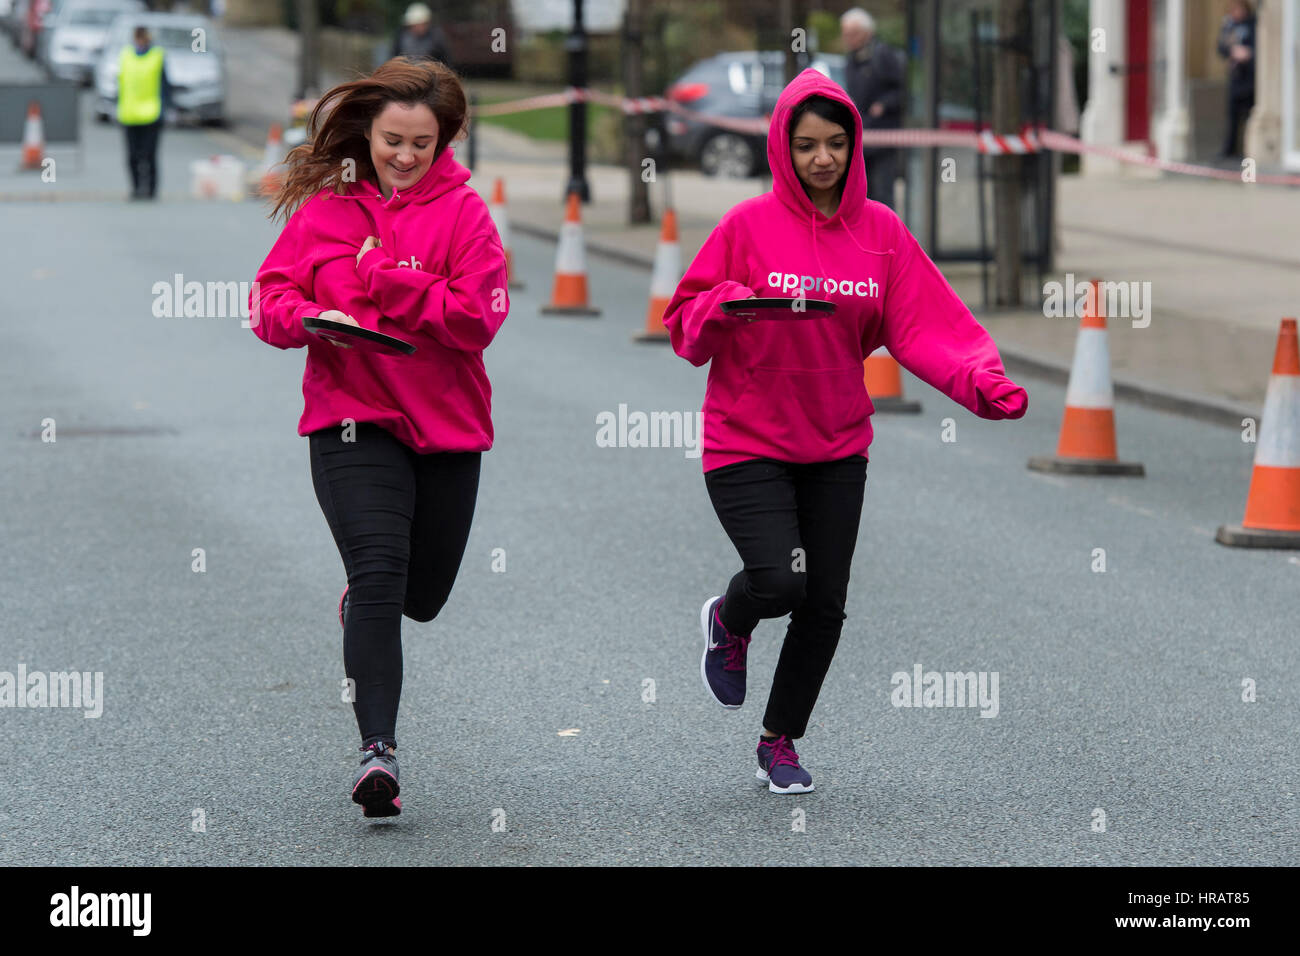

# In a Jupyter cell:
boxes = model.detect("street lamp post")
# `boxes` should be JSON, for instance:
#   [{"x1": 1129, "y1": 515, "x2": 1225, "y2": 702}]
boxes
[{"x1": 565, "y1": 0, "x2": 591, "y2": 202}]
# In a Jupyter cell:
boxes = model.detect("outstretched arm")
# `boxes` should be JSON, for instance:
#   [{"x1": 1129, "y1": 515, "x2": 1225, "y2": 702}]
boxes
[{"x1": 873, "y1": 216, "x2": 1027, "y2": 420}]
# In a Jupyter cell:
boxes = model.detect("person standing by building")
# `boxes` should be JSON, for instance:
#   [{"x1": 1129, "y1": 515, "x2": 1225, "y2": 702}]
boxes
[
  {"x1": 392, "y1": 2, "x2": 452, "y2": 68},
  {"x1": 840, "y1": 7, "x2": 904, "y2": 209},
  {"x1": 1216, "y1": 0, "x2": 1256, "y2": 160},
  {"x1": 117, "y1": 26, "x2": 172, "y2": 200}
]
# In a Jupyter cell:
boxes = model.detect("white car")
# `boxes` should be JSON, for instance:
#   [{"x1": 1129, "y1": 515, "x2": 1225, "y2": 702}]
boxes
[
  {"x1": 94, "y1": 11, "x2": 225, "y2": 125},
  {"x1": 42, "y1": 0, "x2": 143, "y2": 85}
]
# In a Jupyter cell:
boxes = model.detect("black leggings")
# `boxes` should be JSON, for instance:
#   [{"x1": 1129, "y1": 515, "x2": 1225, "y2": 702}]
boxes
[
  {"x1": 705, "y1": 456, "x2": 867, "y2": 739},
  {"x1": 309, "y1": 423, "x2": 481, "y2": 749}
]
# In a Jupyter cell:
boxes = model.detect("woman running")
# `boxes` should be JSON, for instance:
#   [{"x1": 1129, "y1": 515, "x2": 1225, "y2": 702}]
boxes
[
  {"x1": 250, "y1": 58, "x2": 508, "y2": 817},
  {"x1": 664, "y1": 69, "x2": 1027, "y2": 794}
]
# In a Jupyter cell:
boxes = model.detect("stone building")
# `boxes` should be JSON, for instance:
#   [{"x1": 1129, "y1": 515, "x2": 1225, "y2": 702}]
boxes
[{"x1": 1080, "y1": 0, "x2": 1298, "y2": 172}]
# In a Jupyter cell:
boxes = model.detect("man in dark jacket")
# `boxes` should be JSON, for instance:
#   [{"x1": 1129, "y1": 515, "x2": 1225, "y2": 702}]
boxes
[
  {"x1": 840, "y1": 7, "x2": 904, "y2": 208},
  {"x1": 1216, "y1": 1, "x2": 1255, "y2": 159},
  {"x1": 392, "y1": 3, "x2": 452, "y2": 67}
]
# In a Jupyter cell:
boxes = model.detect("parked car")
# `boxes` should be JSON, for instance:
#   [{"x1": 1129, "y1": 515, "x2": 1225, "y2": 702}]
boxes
[
  {"x1": 41, "y1": 0, "x2": 143, "y2": 85},
  {"x1": 94, "y1": 11, "x2": 225, "y2": 125},
  {"x1": 663, "y1": 51, "x2": 846, "y2": 178}
]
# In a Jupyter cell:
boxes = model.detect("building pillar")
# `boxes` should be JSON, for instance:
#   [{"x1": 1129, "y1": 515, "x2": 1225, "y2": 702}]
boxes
[
  {"x1": 1153, "y1": 0, "x2": 1189, "y2": 161},
  {"x1": 1244, "y1": 0, "x2": 1282, "y2": 166},
  {"x1": 1080, "y1": 0, "x2": 1127, "y2": 174}
]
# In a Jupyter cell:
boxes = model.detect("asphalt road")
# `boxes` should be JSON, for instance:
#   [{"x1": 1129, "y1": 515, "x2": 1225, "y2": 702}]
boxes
[{"x1": 1, "y1": 37, "x2": 1296, "y2": 862}]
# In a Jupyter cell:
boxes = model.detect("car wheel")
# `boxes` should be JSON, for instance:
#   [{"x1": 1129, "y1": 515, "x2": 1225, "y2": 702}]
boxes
[{"x1": 699, "y1": 132, "x2": 755, "y2": 179}]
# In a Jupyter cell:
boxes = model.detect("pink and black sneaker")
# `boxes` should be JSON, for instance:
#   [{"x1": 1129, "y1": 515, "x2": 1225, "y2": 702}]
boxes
[
  {"x1": 700, "y1": 596, "x2": 752, "y2": 709},
  {"x1": 351, "y1": 741, "x2": 401, "y2": 817},
  {"x1": 756, "y1": 734, "x2": 814, "y2": 794},
  {"x1": 338, "y1": 586, "x2": 349, "y2": 630}
]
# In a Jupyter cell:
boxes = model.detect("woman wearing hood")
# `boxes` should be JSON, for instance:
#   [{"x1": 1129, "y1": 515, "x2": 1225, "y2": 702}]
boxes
[
  {"x1": 249, "y1": 58, "x2": 508, "y2": 817},
  {"x1": 664, "y1": 69, "x2": 1027, "y2": 794}
]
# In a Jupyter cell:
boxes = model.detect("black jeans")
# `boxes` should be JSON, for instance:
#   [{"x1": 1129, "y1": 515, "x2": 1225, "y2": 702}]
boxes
[
  {"x1": 309, "y1": 423, "x2": 481, "y2": 749},
  {"x1": 123, "y1": 119, "x2": 162, "y2": 196},
  {"x1": 705, "y1": 455, "x2": 868, "y2": 739},
  {"x1": 1222, "y1": 93, "x2": 1254, "y2": 157}
]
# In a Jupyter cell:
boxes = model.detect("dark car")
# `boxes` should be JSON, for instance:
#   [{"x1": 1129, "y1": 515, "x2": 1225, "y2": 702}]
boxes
[{"x1": 664, "y1": 51, "x2": 846, "y2": 178}]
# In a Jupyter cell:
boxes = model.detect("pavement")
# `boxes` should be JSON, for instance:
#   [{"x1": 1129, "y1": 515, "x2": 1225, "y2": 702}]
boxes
[{"x1": 2, "y1": 29, "x2": 1299, "y2": 868}]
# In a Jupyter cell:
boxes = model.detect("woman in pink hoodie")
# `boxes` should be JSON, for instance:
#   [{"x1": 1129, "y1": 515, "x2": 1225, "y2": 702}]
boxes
[
  {"x1": 664, "y1": 69, "x2": 1027, "y2": 794},
  {"x1": 249, "y1": 58, "x2": 508, "y2": 817}
]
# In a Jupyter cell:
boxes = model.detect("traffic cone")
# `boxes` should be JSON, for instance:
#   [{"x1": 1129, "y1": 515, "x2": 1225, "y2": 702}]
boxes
[
  {"x1": 1028, "y1": 278, "x2": 1144, "y2": 476},
  {"x1": 20, "y1": 101, "x2": 45, "y2": 171},
  {"x1": 259, "y1": 123, "x2": 286, "y2": 197},
  {"x1": 634, "y1": 208, "x2": 680, "y2": 343},
  {"x1": 541, "y1": 191, "x2": 600, "y2": 316},
  {"x1": 864, "y1": 347, "x2": 922, "y2": 413},
  {"x1": 1216, "y1": 318, "x2": 1300, "y2": 548},
  {"x1": 489, "y1": 178, "x2": 524, "y2": 290}
]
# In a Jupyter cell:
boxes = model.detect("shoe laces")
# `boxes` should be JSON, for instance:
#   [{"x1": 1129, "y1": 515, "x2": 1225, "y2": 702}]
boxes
[
  {"x1": 723, "y1": 632, "x2": 752, "y2": 671},
  {"x1": 764, "y1": 735, "x2": 800, "y2": 769},
  {"x1": 361, "y1": 742, "x2": 395, "y2": 764}
]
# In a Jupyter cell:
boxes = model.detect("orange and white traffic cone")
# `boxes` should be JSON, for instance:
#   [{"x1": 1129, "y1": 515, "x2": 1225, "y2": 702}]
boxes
[
  {"x1": 20, "y1": 101, "x2": 45, "y2": 171},
  {"x1": 1216, "y1": 317, "x2": 1300, "y2": 548},
  {"x1": 864, "y1": 347, "x2": 922, "y2": 413},
  {"x1": 259, "y1": 123, "x2": 286, "y2": 197},
  {"x1": 489, "y1": 178, "x2": 524, "y2": 290},
  {"x1": 541, "y1": 191, "x2": 600, "y2": 316},
  {"x1": 634, "y1": 208, "x2": 680, "y2": 343},
  {"x1": 1028, "y1": 278, "x2": 1144, "y2": 476}
]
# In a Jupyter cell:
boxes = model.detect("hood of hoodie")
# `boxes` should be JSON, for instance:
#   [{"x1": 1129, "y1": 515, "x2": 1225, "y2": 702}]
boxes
[{"x1": 768, "y1": 68, "x2": 867, "y2": 229}]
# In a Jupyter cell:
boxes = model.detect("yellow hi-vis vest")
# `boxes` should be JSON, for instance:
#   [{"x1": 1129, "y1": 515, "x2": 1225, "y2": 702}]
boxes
[{"x1": 117, "y1": 46, "x2": 164, "y2": 126}]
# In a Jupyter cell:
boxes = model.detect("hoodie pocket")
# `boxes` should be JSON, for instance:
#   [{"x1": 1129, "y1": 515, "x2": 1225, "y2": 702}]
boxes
[{"x1": 720, "y1": 365, "x2": 871, "y2": 452}]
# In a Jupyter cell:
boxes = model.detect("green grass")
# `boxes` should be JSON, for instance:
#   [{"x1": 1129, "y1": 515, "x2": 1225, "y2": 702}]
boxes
[{"x1": 474, "y1": 99, "x2": 617, "y2": 141}]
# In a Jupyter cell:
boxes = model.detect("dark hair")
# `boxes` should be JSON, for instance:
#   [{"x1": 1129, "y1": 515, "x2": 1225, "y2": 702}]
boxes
[
  {"x1": 133, "y1": 26, "x2": 150, "y2": 43},
  {"x1": 788, "y1": 94, "x2": 856, "y2": 198},
  {"x1": 270, "y1": 57, "x2": 467, "y2": 222}
]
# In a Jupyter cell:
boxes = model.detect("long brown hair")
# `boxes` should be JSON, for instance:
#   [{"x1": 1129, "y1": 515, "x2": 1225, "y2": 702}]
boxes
[{"x1": 269, "y1": 57, "x2": 467, "y2": 222}]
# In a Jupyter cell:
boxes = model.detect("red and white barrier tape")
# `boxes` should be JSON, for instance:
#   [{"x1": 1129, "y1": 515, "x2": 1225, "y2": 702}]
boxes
[{"x1": 470, "y1": 87, "x2": 1300, "y2": 184}]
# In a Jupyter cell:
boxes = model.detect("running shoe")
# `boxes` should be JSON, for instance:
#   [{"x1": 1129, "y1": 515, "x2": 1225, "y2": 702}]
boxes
[
  {"x1": 351, "y1": 741, "x2": 401, "y2": 817},
  {"x1": 756, "y1": 734, "x2": 814, "y2": 794},
  {"x1": 338, "y1": 586, "x2": 349, "y2": 630},
  {"x1": 700, "y1": 596, "x2": 751, "y2": 709}
]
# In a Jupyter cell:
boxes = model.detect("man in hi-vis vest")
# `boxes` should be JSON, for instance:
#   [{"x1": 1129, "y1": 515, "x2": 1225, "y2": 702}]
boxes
[{"x1": 117, "y1": 26, "x2": 172, "y2": 200}]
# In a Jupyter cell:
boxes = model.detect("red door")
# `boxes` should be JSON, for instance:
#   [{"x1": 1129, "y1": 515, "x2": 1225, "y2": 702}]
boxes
[{"x1": 1125, "y1": 0, "x2": 1151, "y2": 142}]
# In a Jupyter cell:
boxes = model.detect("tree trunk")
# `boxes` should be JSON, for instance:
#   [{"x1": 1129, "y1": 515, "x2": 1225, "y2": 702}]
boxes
[{"x1": 624, "y1": 0, "x2": 651, "y2": 224}]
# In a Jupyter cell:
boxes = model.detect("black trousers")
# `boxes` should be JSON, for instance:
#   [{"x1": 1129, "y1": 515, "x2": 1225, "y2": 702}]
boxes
[
  {"x1": 123, "y1": 119, "x2": 162, "y2": 196},
  {"x1": 864, "y1": 147, "x2": 898, "y2": 209},
  {"x1": 1222, "y1": 93, "x2": 1254, "y2": 158},
  {"x1": 309, "y1": 423, "x2": 481, "y2": 749},
  {"x1": 705, "y1": 455, "x2": 868, "y2": 739}
]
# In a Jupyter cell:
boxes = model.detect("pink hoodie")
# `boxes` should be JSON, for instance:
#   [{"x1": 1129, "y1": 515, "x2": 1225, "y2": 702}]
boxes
[
  {"x1": 249, "y1": 144, "x2": 508, "y2": 453},
  {"x1": 663, "y1": 69, "x2": 1027, "y2": 472}
]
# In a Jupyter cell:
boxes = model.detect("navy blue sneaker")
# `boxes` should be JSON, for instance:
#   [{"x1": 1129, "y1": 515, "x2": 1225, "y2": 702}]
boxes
[
  {"x1": 351, "y1": 741, "x2": 400, "y2": 817},
  {"x1": 756, "y1": 734, "x2": 814, "y2": 794},
  {"x1": 699, "y1": 596, "x2": 751, "y2": 709}
]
